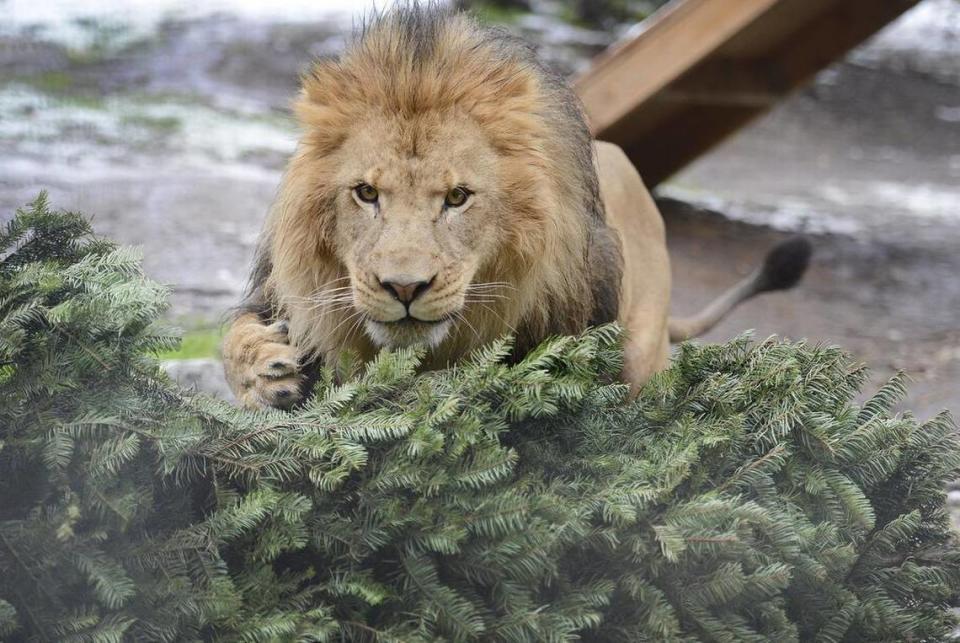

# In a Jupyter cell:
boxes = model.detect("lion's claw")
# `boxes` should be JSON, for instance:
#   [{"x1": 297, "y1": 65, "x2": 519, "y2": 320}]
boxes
[{"x1": 260, "y1": 356, "x2": 299, "y2": 379}]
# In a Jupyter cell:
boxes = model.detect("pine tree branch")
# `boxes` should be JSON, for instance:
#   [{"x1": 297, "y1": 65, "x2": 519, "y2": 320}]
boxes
[
  {"x1": 715, "y1": 444, "x2": 787, "y2": 494},
  {"x1": 0, "y1": 531, "x2": 52, "y2": 640},
  {"x1": 4, "y1": 198, "x2": 959, "y2": 641}
]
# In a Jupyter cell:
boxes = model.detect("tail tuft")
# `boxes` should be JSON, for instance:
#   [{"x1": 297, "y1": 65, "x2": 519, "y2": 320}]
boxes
[
  {"x1": 669, "y1": 236, "x2": 813, "y2": 343},
  {"x1": 753, "y1": 236, "x2": 812, "y2": 293}
]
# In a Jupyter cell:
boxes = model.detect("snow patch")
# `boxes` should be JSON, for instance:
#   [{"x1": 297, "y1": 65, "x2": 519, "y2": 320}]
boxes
[
  {"x1": 819, "y1": 181, "x2": 960, "y2": 222},
  {"x1": 864, "y1": 0, "x2": 960, "y2": 58},
  {"x1": 853, "y1": 0, "x2": 960, "y2": 80},
  {"x1": 936, "y1": 106, "x2": 960, "y2": 123},
  {"x1": 0, "y1": 85, "x2": 294, "y2": 182},
  {"x1": 0, "y1": 0, "x2": 398, "y2": 50},
  {"x1": 657, "y1": 185, "x2": 863, "y2": 236}
]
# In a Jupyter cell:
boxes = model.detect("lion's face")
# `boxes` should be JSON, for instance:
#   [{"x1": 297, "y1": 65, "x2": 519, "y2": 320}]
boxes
[
  {"x1": 329, "y1": 113, "x2": 506, "y2": 350},
  {"x1": 266, "y1": 7, "x2": 603, "y2": 365}
]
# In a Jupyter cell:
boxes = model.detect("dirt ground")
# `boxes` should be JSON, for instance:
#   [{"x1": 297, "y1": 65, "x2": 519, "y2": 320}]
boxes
[
  {"x1": 662, "y1": 197, "x2": 960, "y2": 421},
  {"x1": 662, "y1": 56, "x2": 960, "y2": 420}
]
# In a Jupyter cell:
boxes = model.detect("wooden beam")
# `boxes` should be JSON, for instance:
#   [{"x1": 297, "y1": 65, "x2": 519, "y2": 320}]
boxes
[
  {"x1": 575, "y1": 0, "x2": 783, "y2": 135},
  {"x1": 575, "y1": 0, "x2": 921, "y2": 187},
  {"x1": 654, "y1": 58, "x2": 792, "y2": 107}
]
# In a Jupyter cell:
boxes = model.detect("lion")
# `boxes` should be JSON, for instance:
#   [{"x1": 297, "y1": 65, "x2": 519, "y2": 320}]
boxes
[{"x1": 221, "y1": 5, "x2": 811, "y2": 409}]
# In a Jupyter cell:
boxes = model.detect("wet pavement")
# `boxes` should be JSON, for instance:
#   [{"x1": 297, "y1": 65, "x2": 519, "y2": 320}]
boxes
[{"x1": 1, "y1": 0, "x2": 958, "y2": 417}]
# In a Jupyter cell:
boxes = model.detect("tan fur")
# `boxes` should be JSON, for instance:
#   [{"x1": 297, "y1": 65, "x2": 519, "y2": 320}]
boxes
[
  {"x1": 595, "y1": 142, "x2": 672, "y2": 390},
  {"x1": 222, "y1": 8, "x2": 707, "y2": 407}
]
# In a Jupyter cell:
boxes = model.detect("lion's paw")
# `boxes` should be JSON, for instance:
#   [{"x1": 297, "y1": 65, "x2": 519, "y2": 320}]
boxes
[{"x1": 224, "y1": 319, "x2": 305, "y2": 410}]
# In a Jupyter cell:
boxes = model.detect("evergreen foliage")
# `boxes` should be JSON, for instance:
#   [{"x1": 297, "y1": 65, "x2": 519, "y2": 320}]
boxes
[{"x1": 2, "y1": 195, "x2": 959, "y2": 641}]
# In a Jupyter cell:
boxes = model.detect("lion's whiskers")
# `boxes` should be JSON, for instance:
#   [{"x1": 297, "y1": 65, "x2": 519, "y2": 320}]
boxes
[
  {"x1": 282, "y1": 291, "x2": 353, "y2": 308},
  {"x1": 345, "y1": 314, "x2": 367, "y2": 343},
  {"x1": 464, "y1": 282, "x2": 515, "y2": 308},
  {"x1": 472, "y1": 302, "x2": 518, "y2": 336},
  {"x1": 325, "y1": 308, "x2": 367, "y2": 343},
  {"x1": 286, "y1": 280, "x2": 518, "y2": 350},
  {"x1": 281, "y1": 278, "x2": 353, "y2": 303},
  {"x1": 315, "y1": 276, "x2": 351, "y2": 290},
  {"x1": 451, "y1": 310, "x2": 482, "y2": 345},
  {"x1": 465, "y1": 282, "x2": 516, "y2": 295},
  {"x1": 463, "y1": 296, "x2": 506, "y2": 304},
  {"x1": 304, "y1": 296, "x2": 355, "y2": 313}
]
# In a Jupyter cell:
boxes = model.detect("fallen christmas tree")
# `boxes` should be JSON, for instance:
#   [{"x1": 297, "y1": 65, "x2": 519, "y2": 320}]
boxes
[{"x1": 2, "y1": 194, "x2": 959, "y2": 642}]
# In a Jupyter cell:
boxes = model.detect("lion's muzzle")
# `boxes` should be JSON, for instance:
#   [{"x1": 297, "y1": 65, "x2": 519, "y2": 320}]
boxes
[
  {"x1": 352, "y1": 269, "x2": 465, "y2": 350},
  {"x1": 379, "y1": 274, "x2": 435, "y2": 307}
]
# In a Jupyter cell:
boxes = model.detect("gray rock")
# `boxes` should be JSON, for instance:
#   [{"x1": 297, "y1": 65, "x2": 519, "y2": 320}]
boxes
[{"x1": 163, "y1": 358, "x2": 235, "y2": 402}]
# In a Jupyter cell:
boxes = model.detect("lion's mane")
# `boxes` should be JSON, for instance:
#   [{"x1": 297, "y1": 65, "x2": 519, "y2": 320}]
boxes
[{"x1": 244, "y1": 3, "x2": 621, "y2": 365}]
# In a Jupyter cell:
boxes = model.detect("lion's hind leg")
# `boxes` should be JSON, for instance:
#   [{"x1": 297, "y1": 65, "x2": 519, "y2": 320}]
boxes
[{"x1": 222, "y1": 313, "x2": 305, "y2": 409}]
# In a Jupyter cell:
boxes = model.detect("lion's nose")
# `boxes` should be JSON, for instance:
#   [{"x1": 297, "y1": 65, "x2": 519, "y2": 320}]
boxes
[{"x1": 379, "y1": 275, "x2": 434, "y2": 305}]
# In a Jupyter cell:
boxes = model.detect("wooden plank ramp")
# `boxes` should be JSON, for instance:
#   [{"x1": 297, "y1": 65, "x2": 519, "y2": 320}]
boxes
[{"x1": 575, "y1": 0, "x2": 921, "y2": 188}]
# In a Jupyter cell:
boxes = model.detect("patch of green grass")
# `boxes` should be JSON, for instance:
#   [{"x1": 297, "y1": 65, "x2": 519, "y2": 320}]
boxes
[
  {"x1": 121, "y1": 113, "x2": 182, "y2": 134},
  {"x1": 469, "y1": 2, "x2": 527, "y2": 25},
  {"x1": 25, "y1": 71, "x2": 75, "y2": 93},
  {"x1": 65, "y1": 19, "x2": 135, "y2": 64},
  {"x1": 555, "y1": 0, "x2": 657, "y2": 29},
  {"x1": 157, "y1": 328, "x2": 223, "y2": 360},
  {"x1": 60, "y1": 93, "x2": 107, "y2": 110}
]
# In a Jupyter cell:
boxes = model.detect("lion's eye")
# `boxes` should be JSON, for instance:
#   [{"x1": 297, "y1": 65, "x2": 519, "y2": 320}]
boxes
[
  {"x1": 355, "y1": 183, "x2": 379, "y2": 204},
  {"x1": 444, "y1": 187, "x2": 471, "y2": 208}
]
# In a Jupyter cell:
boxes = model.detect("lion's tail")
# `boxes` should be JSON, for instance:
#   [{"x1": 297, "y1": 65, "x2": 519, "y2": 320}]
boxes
[{"x1": 668, "y1": 237, "x2": 812, "y2": 343}]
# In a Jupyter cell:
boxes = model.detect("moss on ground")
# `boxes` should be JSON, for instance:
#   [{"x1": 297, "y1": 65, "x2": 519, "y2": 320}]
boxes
[{"x1": 157, "y1": 327, "x2": 223, "y2": 360}]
